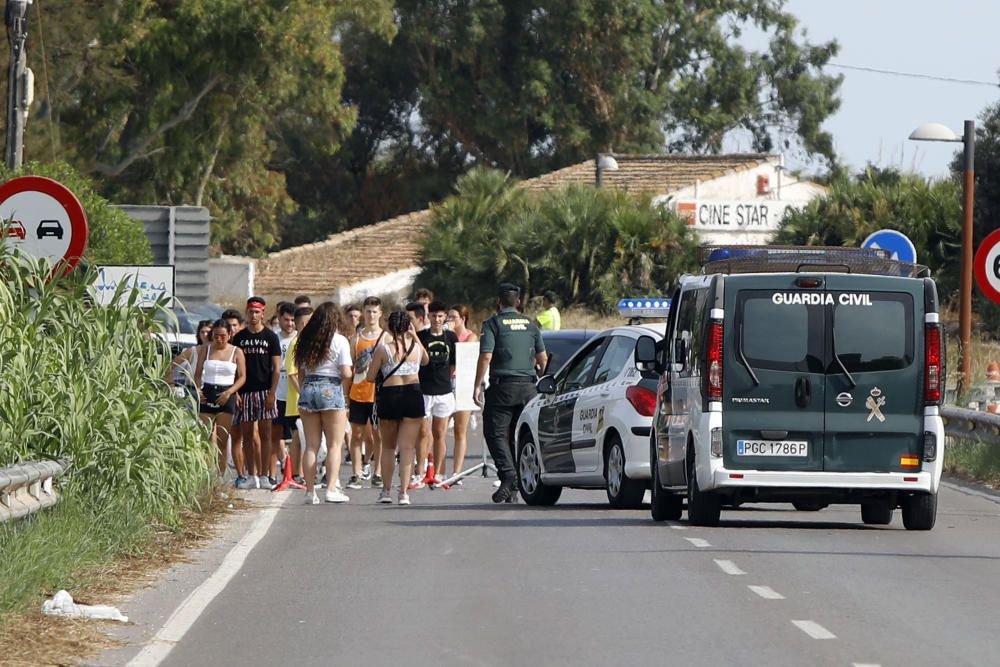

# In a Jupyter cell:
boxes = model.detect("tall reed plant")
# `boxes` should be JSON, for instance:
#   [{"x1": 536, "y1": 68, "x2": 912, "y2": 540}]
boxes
[{"x1": 0, "y1": 245, "x2": 212, "y2": 525}]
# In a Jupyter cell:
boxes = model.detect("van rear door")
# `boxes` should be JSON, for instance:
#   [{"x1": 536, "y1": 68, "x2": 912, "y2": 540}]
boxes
[
  {"x1": 822, "y1": 275, "x2": 923, "y2": 472},
  {"x1": 724, "y1": 276, "x2": 827, "y2": 471}
]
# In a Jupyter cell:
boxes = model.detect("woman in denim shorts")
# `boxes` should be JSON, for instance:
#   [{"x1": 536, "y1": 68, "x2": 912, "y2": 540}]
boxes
[{"x1": 292, "y1": 302, "x2": 354, "y2": 505}]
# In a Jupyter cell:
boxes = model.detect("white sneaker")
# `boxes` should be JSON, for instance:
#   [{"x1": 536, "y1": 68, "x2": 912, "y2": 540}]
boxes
[
  {"x1": 259, "y1": 476, "x2": 274, "y2": 491},
  {"x1": 304, "y1": 491, "x2": 320, "y2": 505},
  {"x1": 324, "y1": 488, "x2": 350, "y2": 503},
  {"x1": 253, "y1": 475, "x2": 261, "y2": 489},
  {"x1": 397, "y1": 492, "x2": 411, "y2": 506},
  {"x1": 376, "y1": 490, "x2": 393, "y2": 504}
]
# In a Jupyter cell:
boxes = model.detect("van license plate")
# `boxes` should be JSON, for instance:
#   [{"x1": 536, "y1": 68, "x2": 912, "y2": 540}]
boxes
[{"x1": 736, "y1": 440, "x2": 808, "y2": 457}]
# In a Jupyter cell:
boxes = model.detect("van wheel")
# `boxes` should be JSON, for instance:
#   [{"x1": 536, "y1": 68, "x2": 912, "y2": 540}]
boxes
[
  {"x1": 516, "y1": 433, "x2": 561, "y2": 506},
  {"x1": 860, "y1": 500, "x2": 893, "y2": 525},
  {"x1": 792, "y1": 502, "x2": 828, "y2": 512},
  {"x1": 606, "y1": 434, "x2": 645, "y2": 509},
  {"x1": 650, "y1": 450, "x2": 682, "y2": 521},
  {"x1": 902, "y1": 493, "x2": 937, "y2": 531},
  {"x1": 686, "y1": 457, "x2": 721, "y2": 526}
]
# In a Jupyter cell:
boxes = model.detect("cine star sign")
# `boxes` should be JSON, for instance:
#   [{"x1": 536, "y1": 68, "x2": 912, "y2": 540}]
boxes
[
  {"x1": 675, "y1": 200, "x2": 797, "y2": 230},
  {"x1": 0, "y1": 176, "x2": 89, "y2": 274}
]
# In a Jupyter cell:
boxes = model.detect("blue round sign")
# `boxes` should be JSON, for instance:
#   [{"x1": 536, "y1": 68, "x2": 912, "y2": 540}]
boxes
[{"x1": 861, "y1": 229, "x2": 917, "y2": 263}]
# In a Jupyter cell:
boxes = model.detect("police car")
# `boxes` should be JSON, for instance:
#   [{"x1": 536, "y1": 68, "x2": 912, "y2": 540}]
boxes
[{"x1": 514, "y1": 299, "x2": 669, "y2": 508}]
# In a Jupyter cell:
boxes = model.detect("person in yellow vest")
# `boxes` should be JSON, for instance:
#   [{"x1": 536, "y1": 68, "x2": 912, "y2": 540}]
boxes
[{"x1": 536, "y1": 290, "x2": 561, "y2": 331}]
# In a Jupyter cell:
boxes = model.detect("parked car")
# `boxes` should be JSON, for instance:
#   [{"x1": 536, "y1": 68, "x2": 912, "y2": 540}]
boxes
[
  {"x1": 636, "y1": 246, "x2": 943, "y2": 530},
  {"x1": 515, "y1": 302, "x2": 670, "y2": 508},
  {"x1": 541, "y1": 329, "x2": 596, "y2": 375}
]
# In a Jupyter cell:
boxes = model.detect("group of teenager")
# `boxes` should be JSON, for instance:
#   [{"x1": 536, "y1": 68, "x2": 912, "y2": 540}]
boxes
[{"x1": 170, "y1": 289, "x2": 482, "y2": 506}]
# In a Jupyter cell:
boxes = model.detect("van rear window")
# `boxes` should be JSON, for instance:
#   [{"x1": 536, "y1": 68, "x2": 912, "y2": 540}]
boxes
[
  {"x1": 831, "y1": 293, "x2": 913, "y2": 372},
  {"x1": 740, "y1": 294, "x2": 823, "y2": 372}
]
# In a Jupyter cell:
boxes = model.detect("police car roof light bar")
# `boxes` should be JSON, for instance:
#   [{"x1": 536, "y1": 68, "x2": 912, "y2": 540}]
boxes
[
  {"x1": 700, "y1": 245, "x2": 930, "y2": 278},
  {"x1": 617, "y1": 298, "x2": 671, "y2": 321}
]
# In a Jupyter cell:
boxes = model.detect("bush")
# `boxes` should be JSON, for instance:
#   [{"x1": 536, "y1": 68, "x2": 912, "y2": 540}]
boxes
[
  {"x1": 1, "y1": 161, "x2": 153, "y2": 265},
  {"x1": 0, "y1": 249, "x2": 212, "y2": 520}
]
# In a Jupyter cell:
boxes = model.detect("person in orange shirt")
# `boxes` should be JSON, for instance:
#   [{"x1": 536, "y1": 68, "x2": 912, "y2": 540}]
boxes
[{"x1": 344, "y1": 296, "x2": 386, "y2": 489}]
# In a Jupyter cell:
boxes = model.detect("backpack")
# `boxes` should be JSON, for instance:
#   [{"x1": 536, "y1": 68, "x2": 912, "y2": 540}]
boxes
[{"x1": 353, "y1": 330, "x2": 385, "y2": 384}]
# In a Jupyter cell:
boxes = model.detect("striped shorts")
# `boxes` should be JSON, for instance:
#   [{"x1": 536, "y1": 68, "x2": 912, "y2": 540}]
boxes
[{"x1": 237, "y1": 389, "x2": 279, "y2": 423}]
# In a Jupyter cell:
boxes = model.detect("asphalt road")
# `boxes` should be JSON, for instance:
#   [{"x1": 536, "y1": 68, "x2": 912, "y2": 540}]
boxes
[{"x1": 119, "y1": 461, "x2": 1000, "y2": 667}]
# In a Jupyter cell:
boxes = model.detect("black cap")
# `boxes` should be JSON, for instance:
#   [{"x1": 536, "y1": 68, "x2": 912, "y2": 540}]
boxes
[
  {"x1": 498, "y1": 282, "x2": 520, "y2": 297},
  {"x1": 543, "y1": 290, "x2": 557, "y2": 302}
]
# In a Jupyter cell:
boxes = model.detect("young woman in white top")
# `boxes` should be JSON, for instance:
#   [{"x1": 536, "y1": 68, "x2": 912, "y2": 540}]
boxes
[
  {"x1": 446, "y1": 305, "x2": 479, "y2": 481},
  {"x1": 292, "y1": 302, "x2": 354, "y2": 505},
  {"x1": 194, "y1": 320, "x2": 247, "y2": 475},
  {"x1": 366, "y1": 311, "x2": 429, "y2": 505}
]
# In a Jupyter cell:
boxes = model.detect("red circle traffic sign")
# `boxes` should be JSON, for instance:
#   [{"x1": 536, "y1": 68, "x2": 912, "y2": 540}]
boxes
[
  {"x1": 0, "y1": 175, "x2": 89, "y2": 274},
  {"x1": 974, "y1": 228, "x2": 1000, "y2": 304}
]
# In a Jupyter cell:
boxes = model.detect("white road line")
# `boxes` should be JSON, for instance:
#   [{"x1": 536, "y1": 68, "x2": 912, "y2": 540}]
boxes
[
  {"x1": 852, "y1": 663, "x2": 882, "y2": 667},
  {"x1": 685, "y1": 537, "x2": 711, "y2": 548},
  {"x1": 127, "y1": 493, "x2": 288, "y2": 667},
  {"x1": 668, "y1": 523, "x2": 688, "y2": 530},
  {"x1": 748, "y1": 585, "x2": 784, "y2": 600},
  {"x1": 714, "y1": 559, "x2": 745, "y2": 575},
  {"x1": 792, "y1": 620, "x2": 837, "y2": 639}
]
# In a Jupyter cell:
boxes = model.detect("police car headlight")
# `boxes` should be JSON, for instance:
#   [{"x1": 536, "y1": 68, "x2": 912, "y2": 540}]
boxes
[
  {"x1": 923, "y1": 431, "x2": 937, "y2": 462},
  {"x1": 710, "y1": 428, "x2": 723, "y2": 458}
]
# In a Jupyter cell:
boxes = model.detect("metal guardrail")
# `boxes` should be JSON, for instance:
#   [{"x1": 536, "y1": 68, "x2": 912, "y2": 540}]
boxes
[
  {"x1": 0, "y1": 460, "x2": 64, "y2": 523},
  {"x1": 941, "y1": 406, "x2": 1000, "y2": 446}
]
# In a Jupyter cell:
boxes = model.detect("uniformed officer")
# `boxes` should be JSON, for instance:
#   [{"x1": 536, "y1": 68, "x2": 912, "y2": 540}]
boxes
[{"x1": 473, "y1": 283, "x2": 548, "y2": 503}]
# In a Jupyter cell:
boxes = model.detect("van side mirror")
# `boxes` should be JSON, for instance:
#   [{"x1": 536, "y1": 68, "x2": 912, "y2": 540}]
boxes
[
  {"x1": 634, "y1": 335, "x2": 658, "y2": 372},
  {"x1": 536, "y1": 375, "x2": 557, "y2": 395},
  {"x1": 673, "y1": 338, "x2": 687, "y2": 370}
]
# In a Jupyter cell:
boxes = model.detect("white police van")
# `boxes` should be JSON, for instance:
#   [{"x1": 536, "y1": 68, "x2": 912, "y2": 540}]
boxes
[
  {"x1": 635, "y1": 247, "x2": 944, "y2": 530},
  {"x1": 514, "y1": 299, "x2": 669, "y2": 508}
]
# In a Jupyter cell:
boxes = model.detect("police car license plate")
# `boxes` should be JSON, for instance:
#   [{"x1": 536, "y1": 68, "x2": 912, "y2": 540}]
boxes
[{"x1": 736, "y1": 440, "x2": 808, "y2": 457}]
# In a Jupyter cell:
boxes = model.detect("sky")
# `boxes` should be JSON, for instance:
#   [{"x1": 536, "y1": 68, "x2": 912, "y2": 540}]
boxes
[{"x1": 754, "y1": 1, "x2": 1000, "y2": 178}]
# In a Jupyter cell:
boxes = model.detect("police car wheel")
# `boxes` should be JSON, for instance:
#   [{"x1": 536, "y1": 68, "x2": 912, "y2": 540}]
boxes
[
  {"x1": 649, "y1": 449, "x2": 682, "y2": 522},
  {"x1": 686, "y1": 454, "x2": 721, "y2": 527},
  {"x1": 516, "y1": 433, "x2": 561, "y2": 506},
  {"x1": 605, "y1": 435, "x2": 645, "y2": 509},
  {"x1": 901, "y1": 493, "x2": 937, "y2": 531},
  {"x1": 860, "y1": 500, "x2": 893, "y2": 525},
  {"x1": 792, "y1": 502, "x2": 828, "y2": 512}
]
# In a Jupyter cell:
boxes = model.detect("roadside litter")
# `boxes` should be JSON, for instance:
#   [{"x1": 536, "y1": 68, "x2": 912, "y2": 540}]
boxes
[{"x1": 42, "y1": 590, "x2": 129, "y2": 623}]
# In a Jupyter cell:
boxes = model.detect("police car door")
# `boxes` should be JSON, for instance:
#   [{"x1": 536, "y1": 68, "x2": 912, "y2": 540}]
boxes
[
  {"x1": 572, "y1": 335, "x2": 636, "y2": 473},
  {"x1": 538, "y1": 338, "x2": 607, "y2": 474},
  {"x1": 725, "y1": 277, "x2": 827, "y2": 472},
  {"x1": 823, "y1": 276, "x2": 923, "y2": 473}
]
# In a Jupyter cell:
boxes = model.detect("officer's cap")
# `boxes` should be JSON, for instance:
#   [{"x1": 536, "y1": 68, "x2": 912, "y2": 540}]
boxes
[{"x1": 497, "y1": 282, "x2": 521, "y2": 297}]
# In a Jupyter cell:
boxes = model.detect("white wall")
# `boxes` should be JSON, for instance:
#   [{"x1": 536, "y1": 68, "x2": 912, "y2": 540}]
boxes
[
  {"x1": 208, "y1": 256, "x2": 255, "y2": 305},
  {"x1": 336, "y1": 267, "x2": 422, "y2": 307}
]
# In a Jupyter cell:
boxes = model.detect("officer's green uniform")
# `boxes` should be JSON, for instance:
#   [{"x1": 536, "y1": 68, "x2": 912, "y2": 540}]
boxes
[{"x1": 480, "y1": 306, "x2": 545, "y2": 489}]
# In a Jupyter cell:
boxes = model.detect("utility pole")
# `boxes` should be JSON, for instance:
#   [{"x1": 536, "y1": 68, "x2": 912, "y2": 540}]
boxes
[{"x1": 5, "y1": 0, "x2": 31, "y2": 171}]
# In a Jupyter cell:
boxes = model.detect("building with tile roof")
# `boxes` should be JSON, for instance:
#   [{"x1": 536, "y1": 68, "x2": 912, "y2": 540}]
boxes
[{"x1": 220, "y1": 153, "x2": 823, "y2": 305}]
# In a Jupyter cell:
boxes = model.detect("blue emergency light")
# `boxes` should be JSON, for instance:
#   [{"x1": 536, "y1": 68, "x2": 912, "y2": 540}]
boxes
[{"x1": 617, "y1": 298, "x2": 671, "y2": 319}]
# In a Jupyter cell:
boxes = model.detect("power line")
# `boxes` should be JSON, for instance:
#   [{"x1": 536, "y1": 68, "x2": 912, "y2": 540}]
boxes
[{"x1": 828, "y1": 62, "x2": 999, "y2": 88}]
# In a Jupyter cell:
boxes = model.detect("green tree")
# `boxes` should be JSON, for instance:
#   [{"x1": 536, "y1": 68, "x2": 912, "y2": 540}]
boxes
[
  {"x1": 772, "y1": 166, "x2": 962, "y2": 299},
  {"x1": 1, "y1": 161, "x2": 152, "y2": 265},
  {"x1": 418, "y1": 169, "x2": 700, "y2": 310},
  {"x1": 14, "y1": 0, "x2": 395, "y2": 256}
]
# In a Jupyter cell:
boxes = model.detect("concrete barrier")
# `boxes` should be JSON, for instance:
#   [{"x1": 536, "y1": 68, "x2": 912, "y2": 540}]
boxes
[{"x1": 0, "y1": 460, "x2": 64, "y2": 523}]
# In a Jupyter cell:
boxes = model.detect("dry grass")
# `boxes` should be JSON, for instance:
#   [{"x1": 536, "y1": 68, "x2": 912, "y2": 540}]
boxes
[{"x1": 0, "y1": 490, "x2": 251, "y2": 667}]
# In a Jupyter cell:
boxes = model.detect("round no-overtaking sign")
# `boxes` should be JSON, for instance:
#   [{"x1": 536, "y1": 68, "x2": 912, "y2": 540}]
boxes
[
  {"x1": 0, "y1": 176, "x2": 89, "y2": 274},
  {"x1": 975, "y1": 228, "x2": 1000, "y2": 305}
]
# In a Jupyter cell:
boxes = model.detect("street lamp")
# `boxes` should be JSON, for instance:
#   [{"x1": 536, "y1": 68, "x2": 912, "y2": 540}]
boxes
[
  {"x1": 909, "y1": 120, "x2": 976, "y2": 394},
  {"x1": 595, "y1": 152, "x2": 619, "y2": 187}
]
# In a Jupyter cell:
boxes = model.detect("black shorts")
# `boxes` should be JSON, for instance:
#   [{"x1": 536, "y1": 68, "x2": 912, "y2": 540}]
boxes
[
  {"x1": 348, "y1": 400, "x2": 377, "y2": 426},
  {"x1": 273, "y1": 400, "x2": 296, "y2": 439},
  {"x1": 376, "y1": 384, "x2": 425, "y2": 421},
  {"x1": 200, "y1": 384, "x2": 236, "y2": 415}
]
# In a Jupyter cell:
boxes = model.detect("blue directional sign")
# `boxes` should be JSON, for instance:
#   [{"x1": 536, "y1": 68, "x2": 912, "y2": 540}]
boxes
[{"x1": 861, "y1": 229, "x2": 917, "y2": 264}]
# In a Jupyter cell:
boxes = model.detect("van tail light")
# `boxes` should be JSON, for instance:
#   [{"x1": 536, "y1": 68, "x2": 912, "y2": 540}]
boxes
[
  {"x1": 626, "y1": 385, "x2": 657, "y2": 417},
  {"x1": 705, "y1": 320, "x2": 724, "y2": 401},
  {"x1": 924, "y1": 324, "x2": 942, "y2": 404}
]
